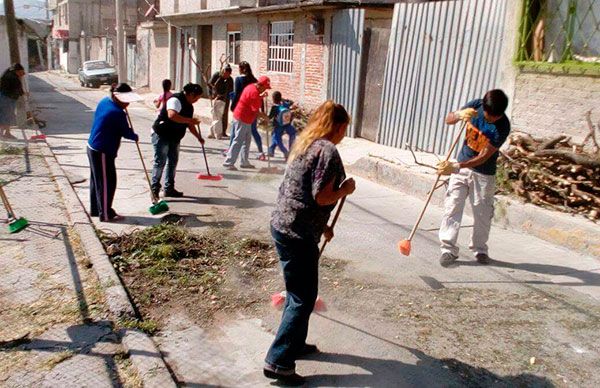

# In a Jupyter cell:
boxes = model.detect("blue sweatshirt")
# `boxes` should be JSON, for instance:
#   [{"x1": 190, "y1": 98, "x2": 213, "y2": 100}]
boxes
[{"x1": 87, "y1": 97, "x2": 138, "y2": 157}]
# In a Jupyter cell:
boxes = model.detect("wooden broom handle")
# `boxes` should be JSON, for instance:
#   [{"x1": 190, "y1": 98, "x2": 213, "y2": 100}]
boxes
[{"x1": 406, "y1": 120, "x2": 467, "y2": 241}]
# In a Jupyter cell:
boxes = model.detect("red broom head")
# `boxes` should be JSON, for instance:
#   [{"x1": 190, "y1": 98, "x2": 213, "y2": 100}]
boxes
[
  {"x1": 398, "y1": 239, "x2": 411, "y2": 256},
  {"x1": 197, "y1": 174, "x2": 223, "y2": 181},
  {"x1": 271, "y1": 291, "x2": 286, "y2": 309}
]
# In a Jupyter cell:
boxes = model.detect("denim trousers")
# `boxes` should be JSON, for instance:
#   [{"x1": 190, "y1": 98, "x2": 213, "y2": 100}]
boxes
[
  {"x1": 265, "y1": 226, "x2": 319, "y2": 370},
  {"x1": 150, "y1": 132, "x2": 180, "y2": 192},
  {"x1": 268, "y1": 124, "x2": 296, "y2": 157},
  {"x1": 229, "y1": 119, "x2": 261, "y2": 153},
  {"x1": 224, "y1": 119, "x2": 252, "y2": 166}
]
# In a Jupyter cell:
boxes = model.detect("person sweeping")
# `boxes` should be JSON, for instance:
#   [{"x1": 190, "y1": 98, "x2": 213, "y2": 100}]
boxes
[
  {"x1": 437, "y1": 89, "x2": 511, "y2": 267},
  {"x1": 0, "y1": 63, "x2": 25, "y2": 140},
  {"x1": 87, "y1": 83, "x2": 140, "y2": 222},
  {"x1": 264, "y1": 101, "x2": 356, "y2": 384}
]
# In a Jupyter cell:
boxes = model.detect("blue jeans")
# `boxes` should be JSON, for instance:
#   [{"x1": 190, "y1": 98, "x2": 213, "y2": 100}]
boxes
[
  {"x1": 268, "y1": 124, "x2": 296, "y2": 157},
  {"x1": 151, "y1": 132, "x2": 180, "y2": 192},
  {"x1": 229, "y1": 119, "x2": 262, "y2": 154},
  {"x1": 265, "y1": 226, "x2": 319, "y2": 370},
  {"x1": 224, "y1": 119, "x2": 252, "y2": 166}
]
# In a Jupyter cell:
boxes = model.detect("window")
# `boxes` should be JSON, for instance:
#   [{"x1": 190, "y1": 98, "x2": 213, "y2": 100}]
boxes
[
  {"x1": 227, "y1": 24, "x2": 242, "y2": 65},
  {"x1": 517, "y1": 0, "x2": 600, "y2": 73},
  {"x1": 268, "y1": 21, "x2": 294, "y2": 73}
]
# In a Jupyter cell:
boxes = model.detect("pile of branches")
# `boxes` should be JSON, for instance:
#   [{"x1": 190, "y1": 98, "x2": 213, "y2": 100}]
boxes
[{"x1": 498, "y1": 113, "x2": 600, "y2": 221}]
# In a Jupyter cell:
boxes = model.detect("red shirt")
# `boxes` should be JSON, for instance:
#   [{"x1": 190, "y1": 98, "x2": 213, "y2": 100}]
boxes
[{"x1": 233, "y1": 84, "x2": 263, "y2": 124}]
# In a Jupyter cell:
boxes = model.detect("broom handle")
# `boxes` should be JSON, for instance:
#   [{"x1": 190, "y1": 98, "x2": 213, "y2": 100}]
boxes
[
  {"x1": 0, "y1": 185, "x2": 16, "y2": 219},
  {"x1": 319, "y1": 196, "x2": 347, "y2": 258},
  {"x1": 125, "y1": 110, "x2": 157, "y2": 204},
  {"x1": 406, "y1": 120, "x2": 467, "y2": 241},
  {"x1": 200, "y1": 139, "x2": 211, "y2": 176}
]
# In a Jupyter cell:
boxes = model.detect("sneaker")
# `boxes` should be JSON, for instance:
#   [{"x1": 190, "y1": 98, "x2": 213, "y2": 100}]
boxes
[
  {"x1": 440, "y1": 252, "x2": 458, "y2": 267},
  {"x1": 101, "y1": 214, "x2": 125, "y2": 222},
  {"x1": 267, "y1": 152, "x2": 275, "y2": 158},
  {"x1": 221, "y1": 149, "x2": 229, "y2": 157},
  {"x1": 223, "y1": 164, "x2": 237, "y2": 171},
  {"x1": 263, "y1": 363, "x2": 305, "y2": 385},
  {"x1": 240, "y1": 164, "x2": 255, "y2": 169},
  {"x1": 164, "y1": 188, "x2": 184, "y2": 198},
  {"x1": 475, "y1": 253, "x2": 491, "y2": 265},
  {"x1": 257, "y1": 153, "x2": 266, "y2": 161},
  {"x1": 207, "y1": 134, "x2": 216, "y2": 139},
  {"x1": 219, "y1": 134, "x2": 229, "y2": 140}
]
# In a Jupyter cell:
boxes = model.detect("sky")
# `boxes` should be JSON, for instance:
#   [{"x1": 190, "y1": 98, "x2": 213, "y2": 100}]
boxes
[{"x1": 0, "y1": 0, "x2": 50, "y2": 20}]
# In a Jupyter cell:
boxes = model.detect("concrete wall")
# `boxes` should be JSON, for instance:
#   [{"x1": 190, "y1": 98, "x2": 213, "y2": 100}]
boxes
[
  {"x1": 148, "y1": 27, "x2": 170, "y2": 93},
  {"x1": 512, "y1": 72, "x2": 600, "y2": 142},
  {"x1": 0, "y1": 20, "x2": 29, "y2": 73}
]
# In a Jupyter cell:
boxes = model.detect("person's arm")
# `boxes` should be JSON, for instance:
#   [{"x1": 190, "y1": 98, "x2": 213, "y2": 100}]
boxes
[
  {"x1": 153, "y1": 94, "x2": 162, "y2": 109},
  {"x1": 446, "y1": 99, "x2": 480, "y2": 125},
  {"x1": 120, "y1": 112, "x2": 139, "y2": 142},
  {"x1": 168, "y1": 109, "x2": 200, "y2": 125},
  {"x1": 268, "y1": 106, "x2": 278, "y2": 119},
  {"x1": 315, "y1": 178, "x2": 355, "y2": 206},
  {"x1": 437, "y1": 143, "x2": 497, "y2": 175}
]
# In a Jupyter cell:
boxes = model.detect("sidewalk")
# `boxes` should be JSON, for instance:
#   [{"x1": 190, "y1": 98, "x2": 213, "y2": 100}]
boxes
[{"x1": 0, "y1": 131, "x2": 172, "y2": 387}]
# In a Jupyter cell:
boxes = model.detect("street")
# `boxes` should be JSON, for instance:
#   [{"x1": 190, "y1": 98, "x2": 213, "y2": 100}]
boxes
[{"x1": 25, "y1": 71, "x2": 600, "y2": 387}]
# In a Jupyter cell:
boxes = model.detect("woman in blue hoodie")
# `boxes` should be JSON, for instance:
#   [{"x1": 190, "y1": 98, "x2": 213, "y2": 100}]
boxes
[{"x1": 87, "y1": 83, "x2": 139, "y2": 222}]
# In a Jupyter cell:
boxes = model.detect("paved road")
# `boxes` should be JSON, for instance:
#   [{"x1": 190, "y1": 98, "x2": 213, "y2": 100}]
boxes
[{"x1": 29, "y1": 71, "x2": 600, "y2": 387}]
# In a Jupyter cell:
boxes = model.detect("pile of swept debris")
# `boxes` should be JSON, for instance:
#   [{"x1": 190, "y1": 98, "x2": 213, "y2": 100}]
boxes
[{"x1": 497, "y1": 112, "x2": 600, "y2": 221}]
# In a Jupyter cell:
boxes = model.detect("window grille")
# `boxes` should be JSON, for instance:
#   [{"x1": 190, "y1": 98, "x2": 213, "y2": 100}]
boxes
[
  {"x1": 517, "y1": 0, "x2": 600, "y2": 73},
  {"x1": 227, "y1": 32, "x2": 241, "y2": 65},
  {"x1": 268, "y1": 21, "x2": 294, "y2": 73}
]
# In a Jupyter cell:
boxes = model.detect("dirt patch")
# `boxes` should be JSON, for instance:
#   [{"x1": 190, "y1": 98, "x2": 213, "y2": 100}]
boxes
[
  {"x1": 321, "y1": 273, "x2": 600, "y2": 387},
  {"x1": 99, "y1": 224, "x2": 282, "y2": 328}
]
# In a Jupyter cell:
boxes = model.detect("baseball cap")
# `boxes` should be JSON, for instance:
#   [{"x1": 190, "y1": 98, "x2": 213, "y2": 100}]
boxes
[
  {"x1": 112, "y1": 83, "x2": 143, "y2": 103},
  {"x1": 257, "y1": 76, "x2": 271, "y2": 89}
]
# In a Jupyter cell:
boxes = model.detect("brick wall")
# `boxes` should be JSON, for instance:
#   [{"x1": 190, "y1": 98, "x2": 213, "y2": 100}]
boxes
[
  {"x1": 258, "y1": 13, "x2": 327, "y2": 110},
  {"x1": 512, "y1": 72, "x2": 600, "y2": 142}
]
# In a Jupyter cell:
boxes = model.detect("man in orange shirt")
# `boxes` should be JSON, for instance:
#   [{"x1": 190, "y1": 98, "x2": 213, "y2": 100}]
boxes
[{"x1": 223, "y1": 76, "x2": 271, "y2": 170}]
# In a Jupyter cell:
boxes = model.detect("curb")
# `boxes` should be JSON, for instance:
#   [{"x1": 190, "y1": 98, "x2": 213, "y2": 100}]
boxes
[
  {"x1": 347, "y1": 156, "x2": 600, "y2": 259},
  {"x1": 36, "y1": 137, "x2": 177, "y2": 387}
]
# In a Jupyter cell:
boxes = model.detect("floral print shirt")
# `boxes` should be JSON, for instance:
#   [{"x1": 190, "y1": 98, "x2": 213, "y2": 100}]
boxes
[{"x1": 271, "y1": 139, "x2": 346, "y2": 243}]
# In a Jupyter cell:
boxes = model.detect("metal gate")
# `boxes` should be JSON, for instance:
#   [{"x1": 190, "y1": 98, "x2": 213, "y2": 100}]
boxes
[
  {"x1": 378, "y1": 0, "x2": 508, "y2": 154},
  {"x1": 328, "y1": 8, "x2": 365, "y2": 137}
]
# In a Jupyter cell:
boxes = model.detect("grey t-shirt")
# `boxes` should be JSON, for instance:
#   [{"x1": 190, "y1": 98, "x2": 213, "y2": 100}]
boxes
[{"x1": 271, "y1": 139, "x2": 346, "y2": 243}]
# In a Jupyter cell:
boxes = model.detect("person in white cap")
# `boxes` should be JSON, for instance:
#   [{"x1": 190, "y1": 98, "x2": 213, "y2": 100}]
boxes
[{"x1": 87, "y1": 83, "x2": 141, "y2": 222}]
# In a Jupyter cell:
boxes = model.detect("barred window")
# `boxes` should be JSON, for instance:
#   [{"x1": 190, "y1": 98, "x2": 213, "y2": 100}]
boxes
[
  {"x1": 518, "y1": 0, "x2": 600, "y2": 72},
  {"x1": 227, "y1": 32, "x2": 241, "y2": 65},
  {"x1": 268, "y1": 21, "x2": 294, "y2": 73}
]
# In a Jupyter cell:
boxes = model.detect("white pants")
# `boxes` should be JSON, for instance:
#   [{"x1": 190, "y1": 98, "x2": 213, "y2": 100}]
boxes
[
  {"x1": 210, "y1": 99, "x2": 226, "y2": 138},
  {"x1": 439, "y1": 168, "x2": 496, "y2": 257}
]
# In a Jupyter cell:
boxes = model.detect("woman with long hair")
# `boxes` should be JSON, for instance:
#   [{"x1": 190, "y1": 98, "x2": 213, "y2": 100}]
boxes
[{"x1": 264, "y1": 101, "x2": 356, "y2": 384}]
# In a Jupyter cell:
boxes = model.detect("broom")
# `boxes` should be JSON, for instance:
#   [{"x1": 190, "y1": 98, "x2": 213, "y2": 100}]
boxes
[
  {"x1": 398, "y1": 120, "x2": 467, "y2": 256},
  {"x1": 125, "y1": 110, "x2": 169, "y2": 215},
  {"x1": 271, "y1": 196, "x2": 347, "y2": 312},
  {"x1": 0, "y1": 184, "x2": 28, "y2": 234},
  {"x1": 197, "y1": 124, "x2": 223, "y2": 181}
]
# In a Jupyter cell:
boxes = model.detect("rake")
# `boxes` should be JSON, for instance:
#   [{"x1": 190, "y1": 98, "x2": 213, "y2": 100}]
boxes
[
  {"x1": 0, "y1": 184, "x2": 28, "y2": 233},
  {"x1": 125, "y1": 110, "x2": 169, "y2": 215},
  {"x1": 271, "y1": 196, "x2": 347, "y2": 312},
  {"x1": 398, "y1": 120, "x2": 467, "y2": 256}
]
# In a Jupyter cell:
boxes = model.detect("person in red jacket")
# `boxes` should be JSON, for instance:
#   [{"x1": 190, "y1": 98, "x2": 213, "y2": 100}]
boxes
[{"x1": 223, "y1": 76, "x2": 271, "y2": 170}]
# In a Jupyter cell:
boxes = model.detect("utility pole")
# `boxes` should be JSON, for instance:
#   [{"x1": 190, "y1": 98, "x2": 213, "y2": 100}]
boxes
[
  {"x1": 3, "y1": 0, "x2": 21, "y2": 64},
  {"x1": 115, "y1": 0, "x2": 126, "y2": 83},
  {"x1": 46, "y1": 0, "x2": 52, "y2": 69}
]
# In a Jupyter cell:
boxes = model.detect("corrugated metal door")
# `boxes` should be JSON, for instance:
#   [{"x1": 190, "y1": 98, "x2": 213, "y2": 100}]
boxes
[
  {"x1": 328, "y1": 8, "x2": 365, "y2": 137},
  {"x1": 378, "y1": 0, "x2": 507, "y2": 154}
]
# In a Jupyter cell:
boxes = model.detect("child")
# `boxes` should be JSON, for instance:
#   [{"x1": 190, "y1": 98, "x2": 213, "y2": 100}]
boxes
[
  {"x1": 153, "y1": 79, "x2": 173, "y2": 113},
  {"x1": 267, "y1": 91, "x2": 296, "y2": 160}
]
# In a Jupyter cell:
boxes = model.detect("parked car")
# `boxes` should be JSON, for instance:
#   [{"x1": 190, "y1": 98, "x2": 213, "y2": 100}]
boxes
[{"x1": 78, "y1": 61, "x2": 118, "y2": 88}]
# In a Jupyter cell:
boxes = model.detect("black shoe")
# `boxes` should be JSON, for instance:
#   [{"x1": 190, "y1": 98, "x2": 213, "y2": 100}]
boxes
[
  {"x1": 440, "y1": 252, "x2": 458, "y2": 267},
  {"x1": 263, "y1": 363, "x2": 305, "y2": 385},
  {"x1": 475, "y1": 253, "x2": 491, "y2": 265},
  {"x1": 164, "y1": 188, "x2": 183, "y2": 198}
]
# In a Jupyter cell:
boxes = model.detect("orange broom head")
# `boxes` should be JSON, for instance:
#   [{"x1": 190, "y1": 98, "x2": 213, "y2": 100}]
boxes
[
  {"x1": 314, "y1": 296, "x2": 326, "y2": 312},
  {"x1": 398, "y1": 239, "x2": 411, "y2": 256},
  {"x1": 271, "y1": 291, "x2": 286, "y2": 309}
]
